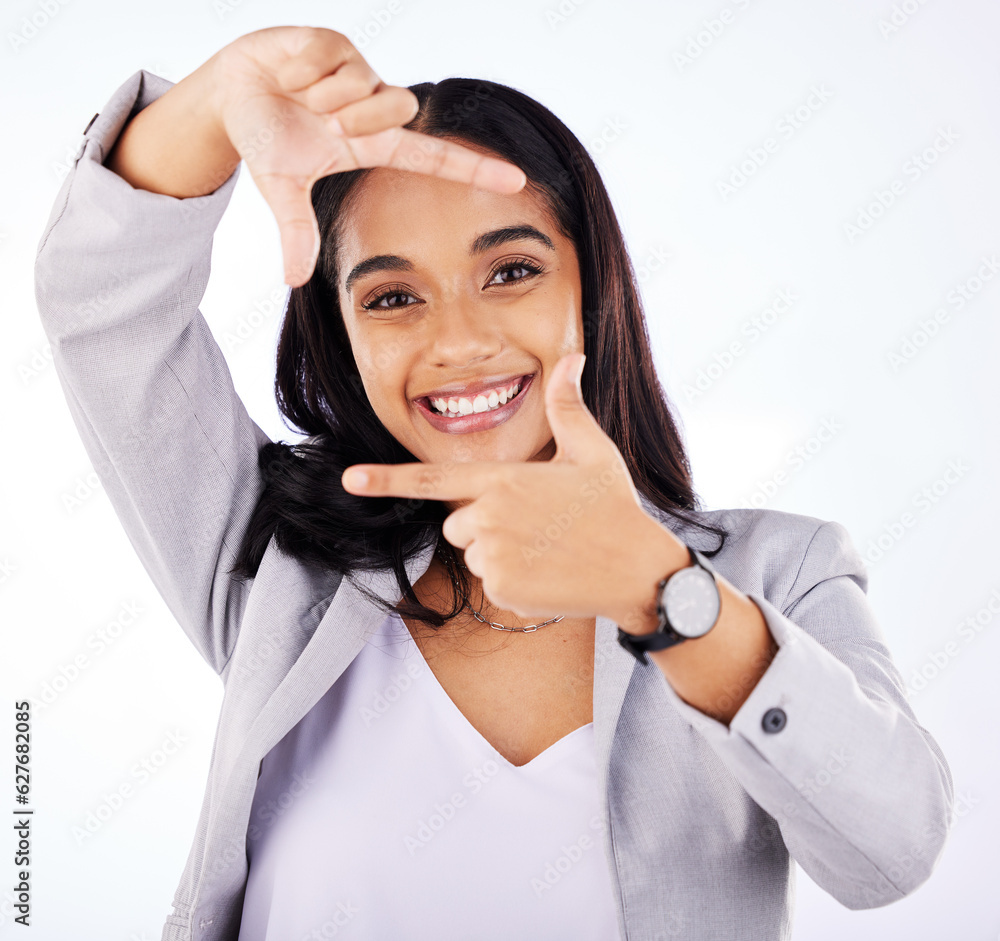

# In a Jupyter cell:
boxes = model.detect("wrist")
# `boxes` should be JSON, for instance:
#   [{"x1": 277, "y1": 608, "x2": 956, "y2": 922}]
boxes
[
  {"x1": 106, "y1": 58, "x2": 241, "y2": 199},
  {"x1": 608, "y1": 517, "x2": 690, "y2": 635},
  {"x1": 186, "y1": 51, "x2": 242, "y2": 168}
]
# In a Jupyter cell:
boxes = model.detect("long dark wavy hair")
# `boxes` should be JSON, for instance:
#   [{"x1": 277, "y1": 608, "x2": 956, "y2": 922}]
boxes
[{"x1": 227, "y1": 76, "x2": 730, "y2": 628}]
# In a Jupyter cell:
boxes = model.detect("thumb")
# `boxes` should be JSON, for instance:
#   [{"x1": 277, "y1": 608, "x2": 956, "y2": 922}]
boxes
[
  {"x1": 546, "y1": 353, "x2": 605, "y2": 463},
  {"x1": 253, "y1": 172, "x2": 321, "y2": 287}
]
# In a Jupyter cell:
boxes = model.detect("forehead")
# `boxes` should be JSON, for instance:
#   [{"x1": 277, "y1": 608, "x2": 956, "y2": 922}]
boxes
[{"x1": 335, "y1": 165, "x2": 562, "y2": 266}]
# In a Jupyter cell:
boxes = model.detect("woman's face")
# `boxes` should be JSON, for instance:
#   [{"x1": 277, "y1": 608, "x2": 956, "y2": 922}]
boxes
[{"x1": 335, "y1": 148, "x2": 584, "y2": 474}]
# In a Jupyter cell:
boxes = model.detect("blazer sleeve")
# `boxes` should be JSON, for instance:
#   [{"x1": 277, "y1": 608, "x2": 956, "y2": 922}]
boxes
[
  {"x1": 656, "y1": 519, "x2": 955, "y2": 909},
  {"x1": 33, "y1": 69, "x2": 273, "y2": 676}
]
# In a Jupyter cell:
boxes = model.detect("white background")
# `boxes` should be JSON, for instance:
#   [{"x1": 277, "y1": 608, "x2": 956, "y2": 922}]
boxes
[{"x1": 2, "y1": 0, "x2": 998, "y2": 938}]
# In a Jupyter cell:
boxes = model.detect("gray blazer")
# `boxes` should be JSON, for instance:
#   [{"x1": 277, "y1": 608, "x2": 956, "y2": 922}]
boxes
[{"x1": 35, "y1": 70, "x2": 954, "y2": 941}]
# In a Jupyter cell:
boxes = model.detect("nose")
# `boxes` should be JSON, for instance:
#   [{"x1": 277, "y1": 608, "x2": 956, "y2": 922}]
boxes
[{"x1": 427, "y1": 290, "x2": 502, "y2": 368}]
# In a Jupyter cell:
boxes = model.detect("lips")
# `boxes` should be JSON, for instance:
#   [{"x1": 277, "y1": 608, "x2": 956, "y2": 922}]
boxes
[{"x1": 415, "y1": 373, "x2": 535, "y2": 435}]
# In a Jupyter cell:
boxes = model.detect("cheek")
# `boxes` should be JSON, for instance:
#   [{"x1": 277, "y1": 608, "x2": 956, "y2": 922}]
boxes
[
  {"x1": 534, "y1": 296, "x2": 584, "y2": 357},
  {"x1": 352, "y1": 335, "x2": 415, "y2": 421},
  {"x1": 536, "y1": 275, "x2": 584, "y2": 350},
  {"x1": 354, "y1": 324, "x2": 423, "y2": 377}
]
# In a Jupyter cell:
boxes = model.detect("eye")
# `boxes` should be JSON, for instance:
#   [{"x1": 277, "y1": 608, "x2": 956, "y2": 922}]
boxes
[
  {"x1": 361, "y1": 284, "x2": 418, "y2": 311},
  {"x1": 487, "y1": 257, "x2": 545, "y2": 287},
  {"x1": 360, "y1": 257, "x2": 546, "y2": 312}
]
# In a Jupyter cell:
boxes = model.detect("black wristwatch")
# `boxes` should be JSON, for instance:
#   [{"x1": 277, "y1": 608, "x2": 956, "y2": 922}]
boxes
[{"x1": 616, "y1": 545, "x2": 722, "y2": 664}]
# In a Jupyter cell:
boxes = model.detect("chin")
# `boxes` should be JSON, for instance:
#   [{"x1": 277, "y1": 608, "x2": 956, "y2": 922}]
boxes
[{"x1": 422, "y1": 434, "x2": 546, "y2": 466}]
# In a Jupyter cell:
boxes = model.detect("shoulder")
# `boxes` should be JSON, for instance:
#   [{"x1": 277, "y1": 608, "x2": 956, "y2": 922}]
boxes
[
  {"x1": 642, "y1": 498, "x2": 829, "y2": 552},
  {"x1": 642, "y1": 500, "x2": 867, "y2": 611},
  {"x1": 718, "y1": 506, "x2": 849, "y2": 550},
  {"x1": 722, "y1": 507, "x2": 863, "y2": 572}
]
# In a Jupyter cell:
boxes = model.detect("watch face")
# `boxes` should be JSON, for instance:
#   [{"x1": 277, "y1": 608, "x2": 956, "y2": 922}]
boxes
[{"x1": 662, "y1": 567, "x2": 721, "y2": 638}]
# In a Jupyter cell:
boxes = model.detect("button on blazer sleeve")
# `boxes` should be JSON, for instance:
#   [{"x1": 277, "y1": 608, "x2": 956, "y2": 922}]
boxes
[
  {"x1": 657, "y1": 519, "x2": 955, "y2": 909},
  {"x1": 34, "y1": 69, "x2": 272, "y2": 676}
]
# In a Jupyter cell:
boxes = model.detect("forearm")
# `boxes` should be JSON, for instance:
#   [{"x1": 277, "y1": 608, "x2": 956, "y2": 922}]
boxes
[
  {"x1": 105, "y1": 53, "x2": 239, "y2": 197},
  {"x1": 650, "y1": 585, "x2": 776, "y2": 725},
  {"x1": 612, "y1": 522, "x2": 778, "y2": 726}
]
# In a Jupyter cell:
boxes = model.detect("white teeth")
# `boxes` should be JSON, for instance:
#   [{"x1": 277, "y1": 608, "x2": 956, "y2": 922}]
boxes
[{"x1": 428, "y1": 378, "x2": 526, "y2": 416}]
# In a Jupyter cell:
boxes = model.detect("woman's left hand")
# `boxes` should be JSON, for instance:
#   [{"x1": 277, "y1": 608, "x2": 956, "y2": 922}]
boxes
[{"x1": 341, "y1": 353, "x2": 687, "y2": 629}]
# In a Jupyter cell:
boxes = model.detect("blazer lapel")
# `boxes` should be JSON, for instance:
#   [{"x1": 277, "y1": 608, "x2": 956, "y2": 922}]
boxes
[
  {"x1": 240, "y1": 539, "x2": 438, "y2": 770},
  {"x1": 593, "y1": 613, "x2": 638, "y2": 785}
]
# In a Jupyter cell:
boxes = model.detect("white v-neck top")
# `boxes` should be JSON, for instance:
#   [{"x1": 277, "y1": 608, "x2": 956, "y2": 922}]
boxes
[{"x1": 236, "y1": 611, "x2": 622, "y2": 940}]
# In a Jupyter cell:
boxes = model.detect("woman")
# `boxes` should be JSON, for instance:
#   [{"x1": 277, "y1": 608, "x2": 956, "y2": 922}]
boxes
[{"x1": 35, "y1": 25, "x2": 953, "y2": 941}]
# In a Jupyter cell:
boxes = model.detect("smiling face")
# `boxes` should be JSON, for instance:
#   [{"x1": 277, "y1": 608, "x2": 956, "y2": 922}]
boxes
[{"x1": 334, "y1": 148, "x2": 584, "y2": 482}]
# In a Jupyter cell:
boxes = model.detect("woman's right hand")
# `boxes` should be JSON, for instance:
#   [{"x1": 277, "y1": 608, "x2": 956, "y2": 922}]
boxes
[{"x1": 203, "y1": 26, "x2": 526, "y2": 286}]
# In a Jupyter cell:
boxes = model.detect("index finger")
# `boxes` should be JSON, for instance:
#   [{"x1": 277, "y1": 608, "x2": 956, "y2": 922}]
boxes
[
  {"x1": 337, "y1": 126, "x2": 527, "y2": 193},
  {"x1": 342, "y1": 461, "x2": 505, "y2": 500}
]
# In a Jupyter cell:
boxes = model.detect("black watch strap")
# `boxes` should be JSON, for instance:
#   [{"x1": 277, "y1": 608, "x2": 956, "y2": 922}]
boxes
[{"x1": 616, "y1": 622, "x2": 688, "y2": 664}]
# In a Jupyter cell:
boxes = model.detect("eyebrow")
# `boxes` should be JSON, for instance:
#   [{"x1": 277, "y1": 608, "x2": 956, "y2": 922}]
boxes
[{"x1": 343, "y1": 224, "x2": 556, "y2": 295}]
